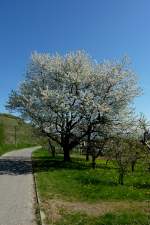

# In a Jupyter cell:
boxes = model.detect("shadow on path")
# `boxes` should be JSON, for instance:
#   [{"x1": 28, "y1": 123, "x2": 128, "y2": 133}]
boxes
[{"x1": 0, "y1": 157, "x2": 32, "y2": 175}]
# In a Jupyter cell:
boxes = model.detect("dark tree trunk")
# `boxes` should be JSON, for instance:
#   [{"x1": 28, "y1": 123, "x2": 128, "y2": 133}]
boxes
[
  {"x1": 86, "y1": 131, "x2": 91, "y2": 161},
  {"x1": 131, "y1": 161, "x2": 136, "y2": 172},
  {"x1": 63, "y1": 147, "x2": 71, "y2": 162},
  {"x1": 92, "y1": 154, "x2": 96, "y2": 169},
  {"x1": 48, "y1": 139, "x2": 56, "y2": 157},
  {"x1": 51, "y1": 147, "x2": 56, "y2": 158},
  {"x1": 118, "y1": 171, "x2": 124, "y2": 185},
  {"x1": 86, "y1": 152, "x2": 89, "y2": 161},
  {"x1": 106, "y1": 159, "x2": 109, "y2": 165}
]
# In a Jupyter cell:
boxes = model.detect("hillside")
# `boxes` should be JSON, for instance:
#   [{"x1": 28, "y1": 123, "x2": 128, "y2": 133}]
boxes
[{"x1": 0, "y1": 113, "x2": 42, "y2": 155}]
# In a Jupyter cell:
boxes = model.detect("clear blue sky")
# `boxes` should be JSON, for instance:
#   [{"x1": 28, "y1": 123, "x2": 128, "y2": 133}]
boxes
[{"x1": 0, "y1": 0, "x2": 150, "y2": 118}]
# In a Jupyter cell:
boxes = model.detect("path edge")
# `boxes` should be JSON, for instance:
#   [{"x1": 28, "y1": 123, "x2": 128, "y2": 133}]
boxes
[{"x1": 31, "y1": 149, "x2": 46, "y2": 225}]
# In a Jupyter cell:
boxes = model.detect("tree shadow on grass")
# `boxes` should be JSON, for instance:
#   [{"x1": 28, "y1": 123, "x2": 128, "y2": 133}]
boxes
[
  {"x1": 0, "y1": 155, "x2": 91, "y2": 176},
  {"x1": 32, "y1": 156, "x2": 118, "y2": 187},
  {"x1": 0, "y1": 153, "x2": 119, "y2": 189},
  {"x1": 75, "y1": 175, "x2": 117, "y2": 186},
  {"x1": 32, "y1": 156, "x2": 89, "y2": 173},
  {"x1": 133, "y1": 183, "x2": 150, "y2": 189},
  {"x1": 32, "y1": 155, "x2": 115, "y2": 173}
]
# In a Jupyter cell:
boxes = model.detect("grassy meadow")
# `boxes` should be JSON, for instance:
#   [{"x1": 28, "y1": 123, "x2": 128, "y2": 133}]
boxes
[
  {"x1": 32, "y1": 148, "x2": 150, "y2": 225},
  {"x1": 0, "y1": 113, "x2": 42, "y2": 155}
]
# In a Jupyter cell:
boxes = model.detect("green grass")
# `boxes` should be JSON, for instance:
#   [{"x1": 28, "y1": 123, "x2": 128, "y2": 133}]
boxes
[
  {"x1": 0, "y1": 113, "x2": 44, "y2": 155},
  {"x1": 33, "y1": 149, "x2": 150, "y2": 202},
  {"x1": 33, "y1": 148, "x2": 150, "y2": 225},
  {"x1": 55, "y1": 212, "x2": 150, "y2": 225},
  {"x1": 0, "y1": 113, "x2": 42, "y2": 145}
]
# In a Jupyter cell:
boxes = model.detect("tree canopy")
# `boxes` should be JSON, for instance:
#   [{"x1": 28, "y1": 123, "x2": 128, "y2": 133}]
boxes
[{"x1": 7, "y1": 51, "x2": 140, "y2": 161}]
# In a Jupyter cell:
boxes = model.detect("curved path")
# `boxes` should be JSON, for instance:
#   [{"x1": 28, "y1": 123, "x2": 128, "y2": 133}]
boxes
[{"x1": 0, "y1": 146, "x2": 41, "y2": 225}]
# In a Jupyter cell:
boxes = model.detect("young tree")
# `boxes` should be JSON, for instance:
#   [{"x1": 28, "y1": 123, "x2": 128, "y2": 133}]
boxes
[
  {"x1": 7, "y1": 51, "x2": 140, "y2": 161},
  {"x1": 108, "y1": 137, "x2": 132, "y2": 185},
  {"x1": 105, "y1": 112, "x2": 143, "y2": 184},
  {"x1": 82, "y1": 121, "x2": 109, "y2": 168},
  {"x1": 139, "y1": 114, "x2": 150, "y2": 149},
  {"x1": 138, "y1": 114, "x2": 150, "y2": 171},
  {"x1": 128, "y1": 140, "x2": 143, "y2": 172}
]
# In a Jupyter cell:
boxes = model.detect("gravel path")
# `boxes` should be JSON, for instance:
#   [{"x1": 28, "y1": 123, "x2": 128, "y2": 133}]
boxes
[{"x1": 0, "y1": 146, "x2": 41, "y2": 225}]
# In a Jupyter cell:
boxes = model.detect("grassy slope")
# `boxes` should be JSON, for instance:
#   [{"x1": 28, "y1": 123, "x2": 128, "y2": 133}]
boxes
[
  {"x1": 0, "y1": 113, "x2": 41, "y2": 155},
  {"x1": 33, "y1": 149, "x2": 150, "y2": 225}
]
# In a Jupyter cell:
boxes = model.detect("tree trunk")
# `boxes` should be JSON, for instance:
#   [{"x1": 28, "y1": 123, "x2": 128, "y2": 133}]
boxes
[
  {"x1": 63, "y1": 147, "x2": 71, "y2": 162},
  {"x1": 118, "y1": 172, "x2": 124, "y2": 185},
  {"x1": 86, "y1": 131, "x2": 91, "y2": 161},
  {"x1": 106, "y1": 159, "x2": 109, "y2": 165},
  {"x1": 92, "y1": 154, "x2": 96, "y2": 169},
  {"x1": 51, "y1": 147, "x2": 56, "y2": 158},
  {"x1": 86, "y1": 152, "x2": 89, "y2": 161},
  {"x1": 48, "y1": 139, "x2": 56, "y2": 157},
  {"x1": 131, "y1": 161, "x2": 136, "y2": 172}
]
